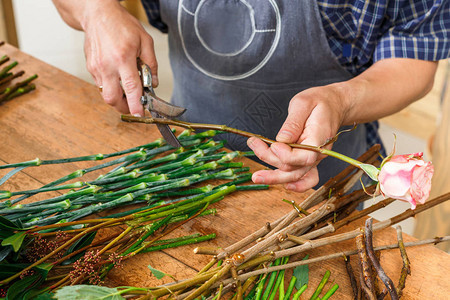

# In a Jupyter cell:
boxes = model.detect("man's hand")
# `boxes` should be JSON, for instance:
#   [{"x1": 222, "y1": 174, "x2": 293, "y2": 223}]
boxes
[
  {"x1": 247, "y1": 58, "x2": 437, "y2": 193},
  {"x1": 247, "y1": 84, "x2": 347, "y2": 192},
  {"x1": 53, "y1": 0, "x2": 158, "y2": 116}
]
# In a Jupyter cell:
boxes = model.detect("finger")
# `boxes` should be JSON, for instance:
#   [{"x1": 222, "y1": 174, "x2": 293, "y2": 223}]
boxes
[
  {"x1": 252, "y1": 167, "x2": 310, "y2": 185},
  {"x1": 139, "y1": 34, "x2": 159, "y2": 87},
  {"x1": 118, "y1": 63, "x2": 144, "y2": 117},
  {"x1": 101, "y1": 74, "x2": 129, "y2": 114},
  {"x1": 270, "y1": 142, "x2": 319, "y2": 169},
  {"x1": 276, "y1": 97, "x2": 313, "y2": 143},
  {"x1": 247, "y1": 137, "x2": 284, "y2": 169},
  {"x1": 84, "y1": 40, "x2": 102, "y2": 87},
  {"x1": 284, "y1": 167, "x2": 319, "y2": 192}
]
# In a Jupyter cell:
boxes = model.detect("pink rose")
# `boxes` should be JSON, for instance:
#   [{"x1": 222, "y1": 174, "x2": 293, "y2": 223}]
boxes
[{"x1": 378, "y1": 152, "x2": 434, "y2": 209}]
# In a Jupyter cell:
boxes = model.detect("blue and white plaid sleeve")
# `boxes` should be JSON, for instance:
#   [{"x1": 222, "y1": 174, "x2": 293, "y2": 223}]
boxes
[
  {"x1": 375, "y1": 0, "x2": 449, "y2": 62},
  {"x1": 141, "y1": 0, "x2": 168, "y2": 33}
]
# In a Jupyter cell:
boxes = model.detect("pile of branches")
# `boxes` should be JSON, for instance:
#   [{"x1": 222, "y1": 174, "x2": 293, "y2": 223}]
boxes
[
  {"x1": 0, "y1": 41, "x2": 37, "y2": 104},
  {"x1": 136, "y1": 145, "x2": 449, "y2": 299}
]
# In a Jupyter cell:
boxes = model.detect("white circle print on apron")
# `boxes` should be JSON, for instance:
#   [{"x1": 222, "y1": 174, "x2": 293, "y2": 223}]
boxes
[{"x1": 177, "y1": 0, "x2": 281, "y2": 81}]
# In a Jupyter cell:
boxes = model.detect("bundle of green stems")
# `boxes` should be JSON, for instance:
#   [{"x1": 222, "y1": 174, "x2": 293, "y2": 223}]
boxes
[
  {"x1": 0, "y1": 51, "x2": 37, "y2": 103},
  {"x1": 0, "y1": 129, "x2": 267, "y2": 298}
]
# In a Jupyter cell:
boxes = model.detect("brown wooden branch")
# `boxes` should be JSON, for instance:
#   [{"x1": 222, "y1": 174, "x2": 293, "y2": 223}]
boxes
[
  {"x1": 356, "y1": 232, "x2": 376, "y2": 298},
  {"x1": 365, "y1": 218, "x2": 398, "y2": 300},
  {"x1": 0, "y1": 70, "x2": 24, "y2": 87},
  {"x1": 344, "y1": 254, "x2": 360, "y2": 300},
  {"x1": 212, "y1": 235, "x2": 450, "y2": 288},
  {"x1": 396, "y1": 226, "x2": 411, "y2": 297}
]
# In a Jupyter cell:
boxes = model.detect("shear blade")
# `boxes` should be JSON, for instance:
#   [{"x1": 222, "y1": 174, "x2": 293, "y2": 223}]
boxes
[{"x1": 150, "y1": 111, "x2": 182, "y2": 148}]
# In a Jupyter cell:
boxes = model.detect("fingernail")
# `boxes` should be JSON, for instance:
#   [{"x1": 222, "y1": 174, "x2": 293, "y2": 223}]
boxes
[
  {"x1": 277, "y1": 131, "x2": 293, "y2": 142},
  {"x1": 247, "y1": 137, "x2": 254, "y2": 147},
  {"x1": 286, "y1": 183, "x2": 295, "y2": 190},
  {"x1": 133, "y1": 113, "x2": 142, "y2": 117},
  {"x1": 253, "y1": 175, "x2": 265, "y2": 184}
]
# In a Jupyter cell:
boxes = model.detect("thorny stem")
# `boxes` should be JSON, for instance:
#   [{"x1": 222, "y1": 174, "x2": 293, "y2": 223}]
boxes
[
  {"x1": 121, "y1": 115, "x2": 376, "y2": 172},
  {"x1": 365, "y1": 218, "x2": 398, "y2": 300},
  {"x1": 356, "y1": 233, "x2": 376, "y2": 298},
  {"x1": 343, "y1": 255, "x2": 359, "y2": 300},
  {"x1": 395, "y1": 226, "x2": 410, "y2": 297}
]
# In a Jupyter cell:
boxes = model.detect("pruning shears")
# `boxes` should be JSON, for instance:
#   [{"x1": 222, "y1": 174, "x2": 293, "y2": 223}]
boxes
[{"x1": 138, "y1": 59, "x2": 186, "y2": 148}]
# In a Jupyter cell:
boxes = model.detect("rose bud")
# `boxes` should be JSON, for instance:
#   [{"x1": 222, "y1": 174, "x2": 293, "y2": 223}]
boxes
[{"x1": 378, "y1": 152, "x2": 433, "y2": 209}]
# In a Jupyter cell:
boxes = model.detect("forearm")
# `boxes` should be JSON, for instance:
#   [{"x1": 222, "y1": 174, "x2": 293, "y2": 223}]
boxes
[
  {"x1": 52, "y1": 0, "x2": 120, "y2": 31},
  {"x1": 336, "y1": 58, "x2": 438, "y2": 125}
]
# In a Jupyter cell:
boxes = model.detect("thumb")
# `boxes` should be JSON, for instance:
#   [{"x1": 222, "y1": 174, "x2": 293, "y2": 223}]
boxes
[{"x1": 276, "y1": 98, "x2": 310, "y2": 143}]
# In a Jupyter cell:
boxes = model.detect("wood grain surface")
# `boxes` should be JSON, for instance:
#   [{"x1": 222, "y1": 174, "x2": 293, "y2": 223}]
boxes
[{"x1": 0, "y1": 43, "x2": 449, "y2": 299}]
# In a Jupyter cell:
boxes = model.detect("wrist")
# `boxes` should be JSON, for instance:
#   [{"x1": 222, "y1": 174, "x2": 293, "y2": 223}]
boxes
[
  {"x1": 81, "y1": 0, "x2": 122, "y2": 31},
  {"x1": 330, "y1": 77, "x2": 368, "y2": 126}
]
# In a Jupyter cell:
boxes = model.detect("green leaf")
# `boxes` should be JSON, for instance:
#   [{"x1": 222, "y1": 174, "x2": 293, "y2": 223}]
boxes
[
  {"x1": 34, "y1": 263, "x2": 53, "y2": 278},
  {"x1": 0, "y1": 215, "x2": 21, "y2": 231},
  {"x1": 0, "y1": 246, "x2": 12, "y2": 262},
  {"x1": 0, "y1": 263, "x2": 31, "y2": 280},
  {"x1": 359, "y1": 164, "x2": 380, "y2": 182},
  {"x1": 33, "y1": 292, "x2": 55, "y2": 300},
  {"x1": 6, "y1": 273, "x2": 45, "y2": 300},
  {"x1": 148, "y1": 265, "x2": 173, "y2": 280},
  {"x1": 293, "y1": 255, "x2": 309, "y2": 290},
  {"x1": 54, "y1": 285, "x2": 125, "y2": 300},
  {"x1": 61, "y1": 231, "x2": 97, "y2": 265},
  {"x1": 1, "y1": 231, "x2": 27, "y2": 252},
  {"x1": 24, "y1": 288, "x2": 53, "y2": 300}
]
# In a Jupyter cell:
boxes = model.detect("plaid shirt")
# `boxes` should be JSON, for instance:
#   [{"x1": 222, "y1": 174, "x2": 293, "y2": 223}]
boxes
[{"x1": 141, "y1": 0, "x2": 449, "y2": 154}]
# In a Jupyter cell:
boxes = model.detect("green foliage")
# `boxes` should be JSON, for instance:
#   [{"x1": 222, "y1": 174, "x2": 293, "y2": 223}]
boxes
[
  {"x1": 0, "y1": 215, "x2": 21, "y2": 231},
  {"x1": 148, "y1": 265, "x2": 174, "y2": 280},
  {"x1": 6, "y1": 273, "x2": 45, "y2": 300},
  {"x1": 34, "y1": 263, "x2": 53, "y2": 278},
  {"x1": 293, "y1": 254, "x2": 309, "y2": 289},
  {"x1": 0, "y1": 263, "x2": 31, "y2": 280},
  {"x1": 359, "y1": 163, "x2": 380, "y2": 182},
  {"x1": 2, "y1": 231, "x2": 27, "y2": 252},
  {"x1": 0, "y1": 246, "x2": 12, "y2": 262},
  {"x1": 61, "y1": 231, "x2": 97, "y2": 265},
  {"x1": 53, "y1": 285, "x2": 125, "y2": 300}
]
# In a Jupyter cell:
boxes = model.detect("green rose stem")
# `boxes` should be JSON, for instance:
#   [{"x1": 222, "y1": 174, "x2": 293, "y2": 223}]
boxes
[
  {"x1": 291, "y1": 284, "x2": 308, "y2": 300},
  {"x1": 0, "y1": 70, "x2": 24, "y2": 86},
  {"x1": 0, "y1": 61, "x2": 17, "y2": 78},
  {"x1": 267, "y1": 257, "x2": 289, "y2": 300},
  {"x1": 321, "y1": 284, "x2": 339, "y2": 300},
  {"x1": 4, "y1": 83, "x2": 36, "y2": 101},
  {"x1": 121, "y1": 115, "x2": 381, "y2": 180},
  {"x1": 282, "y1": 275, "x2": 297, "y2": 300},
  {"x1": 0, "y1": 74, "x2": 38, "y2": 102},
  {"x1": 140, "y1": 233, "x2": 216, "y2": 253},
  {"x1": 310, "y1": 270, "x2": 331, "y2": 300},
  {"x1": 0, "y1": 54, "x2": 9, "y2": 66}
]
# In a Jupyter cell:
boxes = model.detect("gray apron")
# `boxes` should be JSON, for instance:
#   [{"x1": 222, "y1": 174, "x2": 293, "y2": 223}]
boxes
[{"x1": 159, "y1": 0, "x2": 368, "y2": 187}]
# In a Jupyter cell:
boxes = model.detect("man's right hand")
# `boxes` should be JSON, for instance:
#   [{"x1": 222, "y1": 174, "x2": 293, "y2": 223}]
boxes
[{"x1": 53, "y1": 0, "x2": 158, "y2": 116}]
